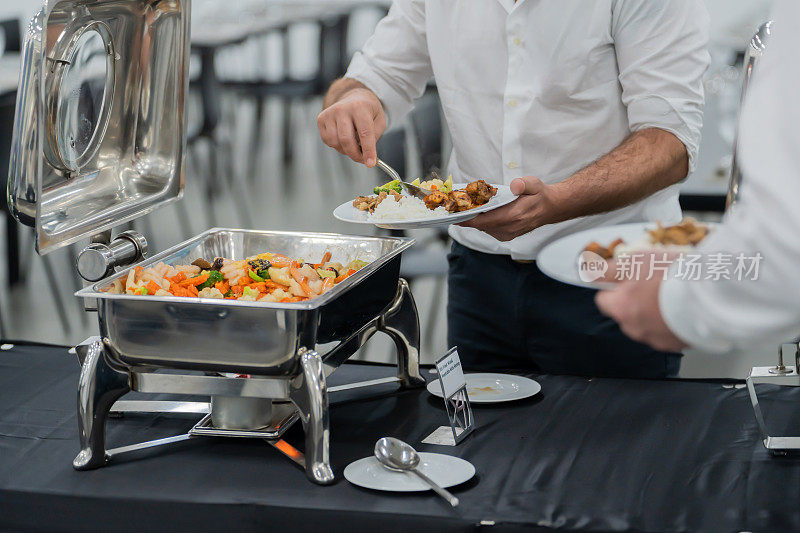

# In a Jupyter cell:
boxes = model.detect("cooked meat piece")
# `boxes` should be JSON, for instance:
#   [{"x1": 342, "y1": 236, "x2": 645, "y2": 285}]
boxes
[
  {"x1": 424, "y1": 191, "x2": 453, "y2": 211},
  {"x1": 584, "y1": 242, "x2": 611, "y2": 260},
  {"x1": 212, "y1": 257, "x2": 225, "y2": 271},
  {"x1": 192, "y1": 258, "x2": 213, "y2": 270},
  {"x1": 465, "y1": 180, "x2": 498, "y2": 205},
  {"x1": 647, "y1": 218, "x2": 709, "y2": 246},
  {"x1": 449, "y1": 190, "x2": 475, "y2": 212},
  {"x1": 606, "y1": 238, "x2": 625, "y2": 256},
  {"x1": 353, "y1": 191, "x2": 402, "y2": 213},
  {"x1": 353, "y1": 195, "x2": 377, "y2": 212},
  {"x1": 584, "y1": 238, "x2": 625, "y2": 260}
]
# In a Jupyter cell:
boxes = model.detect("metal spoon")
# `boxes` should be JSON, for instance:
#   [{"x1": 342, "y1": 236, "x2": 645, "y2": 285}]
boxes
[
  {"x1": 374, "y1": 159, "x2": 433, "y2": 200},
  {"x1": 374, "y1": 437, "x2": 460, "y2": 507}
]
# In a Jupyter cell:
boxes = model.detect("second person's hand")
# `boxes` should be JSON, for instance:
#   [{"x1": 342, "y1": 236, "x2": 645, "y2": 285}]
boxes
[{"x1": 317, "y1": 86, "x2": 386, "y2": 168}]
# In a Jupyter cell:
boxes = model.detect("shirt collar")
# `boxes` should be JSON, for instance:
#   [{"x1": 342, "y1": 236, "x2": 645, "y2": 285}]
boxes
[{"x1": 495, "y1": 0, "x2": 514, "y2": 14}]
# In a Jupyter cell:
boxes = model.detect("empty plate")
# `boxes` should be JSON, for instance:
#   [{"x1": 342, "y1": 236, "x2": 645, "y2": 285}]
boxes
[
  {"x1": 427, "y1": 373, "x2": 541, "y2": 403},
  {"x1": 344, "y1": 452, "x2": 475, "y2": 492}
]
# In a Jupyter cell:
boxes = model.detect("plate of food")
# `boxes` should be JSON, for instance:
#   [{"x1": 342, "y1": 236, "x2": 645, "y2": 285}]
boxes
[
  {"x1": 333, "y1": 175, "x2": 516, "y2": 230},
  {"x1": 427, "y1": 372, "x2": 541, "y2": 404},
  {"x1": 537, "y1": 218, "x2": 715, "y2": 290}
]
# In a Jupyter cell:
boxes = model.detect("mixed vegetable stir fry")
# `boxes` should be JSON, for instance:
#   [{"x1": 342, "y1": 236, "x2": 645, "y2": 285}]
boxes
[{"x1": 103, "y1": 251, "x2": 369, "y2": 303}]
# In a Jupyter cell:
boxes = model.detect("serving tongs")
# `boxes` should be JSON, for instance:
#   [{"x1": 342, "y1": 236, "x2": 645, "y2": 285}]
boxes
[{"x1": 375, "y1": 158, "x2": 432, "y2": 200}]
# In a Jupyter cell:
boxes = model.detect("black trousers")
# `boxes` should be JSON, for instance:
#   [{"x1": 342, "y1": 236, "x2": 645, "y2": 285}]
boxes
[{"x1": 447, "y1": 242, "x2": 681, "y2": 378}]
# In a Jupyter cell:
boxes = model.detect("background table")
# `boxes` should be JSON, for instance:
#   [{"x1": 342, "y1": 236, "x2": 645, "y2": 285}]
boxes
[{"x1": 1, "y1": 342, "x2": 799, "y2": 532}]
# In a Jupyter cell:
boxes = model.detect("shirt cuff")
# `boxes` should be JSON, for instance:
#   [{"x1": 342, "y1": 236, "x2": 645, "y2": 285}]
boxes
[
  {"x1": 659, "y1": 274, "x2": 734, "y2": 354},
  {"x1": 345, "y1": 52, "x2": 413, "y2": 129},
  {"x1": 627, "y1": 95, "x2": 701, "y2": 174}
]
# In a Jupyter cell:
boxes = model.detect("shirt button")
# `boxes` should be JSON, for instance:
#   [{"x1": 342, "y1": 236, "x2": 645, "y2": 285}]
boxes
[
  {"x1": 513, "y1": 37, "x2": 521, "y2": 46},
  {"x1": 507, "y1": 162, "x2": 518, "y2": 169},
  {"x1": 508, "y1": 99, "x2": 517, "y2": 107}
]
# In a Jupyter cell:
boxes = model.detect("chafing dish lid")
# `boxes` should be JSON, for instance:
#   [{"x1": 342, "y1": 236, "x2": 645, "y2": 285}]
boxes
[{"x1": 7, "y1": 0, "x2": 190, "y2": 254}]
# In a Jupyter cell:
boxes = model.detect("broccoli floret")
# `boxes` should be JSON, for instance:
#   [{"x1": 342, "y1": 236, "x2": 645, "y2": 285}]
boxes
[
  {"x1": 373, "y1": 179, "x2": 402, "y2": 195},
  {"x1": 197, "y1": 270, "x2": 224, "y2": 290}
]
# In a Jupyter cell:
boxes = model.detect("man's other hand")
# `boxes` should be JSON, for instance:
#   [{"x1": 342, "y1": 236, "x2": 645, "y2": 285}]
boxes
[{"x1": 459, "y1": 176, "x2": 558, "y2": 241}]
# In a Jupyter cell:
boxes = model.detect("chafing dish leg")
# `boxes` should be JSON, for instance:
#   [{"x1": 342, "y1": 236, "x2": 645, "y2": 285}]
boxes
[
  {"x1": 290, "y1": 349, "x2": 334, "y2": 485},
  {"x1": 379, "y1": 279, "x2": 425, "y2": 389},
  {"x1": 73, "y1": 341, "x2": 131, "y2": 470}
]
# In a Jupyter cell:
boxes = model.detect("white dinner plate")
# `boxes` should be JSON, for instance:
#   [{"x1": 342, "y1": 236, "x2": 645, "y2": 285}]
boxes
[
  {"x1": 536, "y1": 222, "x2": 718, "y2": 291},
  {"x1": 426, "y1": 373, "x2": 541, "y2": 404},
  {"x1": 344, "y1": 452, "x2": 475, "y2": 492},
  {"x1": 333, "y1": 184, "x2": 516, "y2": 230}
]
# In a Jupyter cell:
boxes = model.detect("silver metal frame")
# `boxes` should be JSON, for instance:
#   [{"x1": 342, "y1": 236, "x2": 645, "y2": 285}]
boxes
[
  {"x1": 727, "y1": 21, "x2": 773, "y2": 209},
  {"x1": 745, "y1": 344, "x2": 800, "y2": 454},
  {"x1": 73, "y1": 276, "x2": 424, "y2": 484}
]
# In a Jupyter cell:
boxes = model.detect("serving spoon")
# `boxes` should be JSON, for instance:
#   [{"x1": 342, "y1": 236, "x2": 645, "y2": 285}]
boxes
[
  {"x1": 375, "y1": 158, "x2": 433, "y2": 200},
  {"x1": 374, "y1": 437, "x2": 460, "y2": 507}
]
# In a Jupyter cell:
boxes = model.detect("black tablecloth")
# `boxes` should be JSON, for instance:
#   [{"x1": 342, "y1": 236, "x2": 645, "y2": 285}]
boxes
[{"x1": 2, "y1": 342, "x2": 800, "y2": 532}]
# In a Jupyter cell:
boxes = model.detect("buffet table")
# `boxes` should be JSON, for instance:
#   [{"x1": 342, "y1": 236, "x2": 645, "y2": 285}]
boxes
[{"x1": 1, "y1": 342, "x2": 799, "y2": 532}]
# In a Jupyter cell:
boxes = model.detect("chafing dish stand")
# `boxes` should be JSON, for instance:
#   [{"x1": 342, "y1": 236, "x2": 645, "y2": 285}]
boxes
[
  {"x1": 73, "y1": 278, "x2": 423, "y2": 484},
  {"x1": 746, "y1": 343, "x2": 800, "y2": 454}
]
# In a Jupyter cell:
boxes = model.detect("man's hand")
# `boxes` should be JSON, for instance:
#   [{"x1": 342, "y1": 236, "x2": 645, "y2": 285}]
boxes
[
  {"x1": 318, "y1": 80, "x2": 386, "y2": 168},
  {"x1": 459, "y1": 176, "x2": 558, "y2": 241},
  {"x1": 595, "y1": 276, "x2": 686, "y2": 353}
]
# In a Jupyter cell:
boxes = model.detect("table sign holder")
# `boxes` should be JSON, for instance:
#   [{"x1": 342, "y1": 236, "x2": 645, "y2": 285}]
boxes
[{"x1": 434, "y1": 347, "x2": 474, "y2": 445}]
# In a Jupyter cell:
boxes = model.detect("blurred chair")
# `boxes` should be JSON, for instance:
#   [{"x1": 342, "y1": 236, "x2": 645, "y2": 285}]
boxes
[
  {"x1": 186, "y1": 44, "x2": 254, "y2": 229},
  {"x1": 376, "y1": 128, "x2": 407, "y2": 180},
  {"x1": 1, "y1": 19, "x2": 21, "y2": 285},
  {"x1": 221, "y1": 14, "x2": 351, "y2": 188},
  {"x1": 0, "y1": 18, "x2": 71, "y2": 336},
  {"x1": 0, "y1": 19, "x2": 20, "y2": 53},
  {"x1": 0, "y1": 90, "x2": 19, "y2": 287}
]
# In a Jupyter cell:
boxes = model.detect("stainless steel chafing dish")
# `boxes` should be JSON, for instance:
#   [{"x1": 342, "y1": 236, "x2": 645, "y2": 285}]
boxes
[
  {"x1": 74, "y1": 229, "x2": 423, "y2": 484},
  {"x1": 8, "y1": 0, "x2": 424, "y2": 484}
]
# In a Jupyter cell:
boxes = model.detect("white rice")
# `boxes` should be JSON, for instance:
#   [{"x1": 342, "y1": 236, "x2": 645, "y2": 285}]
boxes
[{"x1": 370, "y1": 195, "x2": 449, "y2": 220}]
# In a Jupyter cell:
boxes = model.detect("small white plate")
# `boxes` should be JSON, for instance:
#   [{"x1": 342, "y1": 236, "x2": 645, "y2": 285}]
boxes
[
  {"x1": 344, "y1": 452, "x2": 475, "y2": 492},
  {"x1": 536, "y1": 222, "x2": 718, "y2": 290},
  {"x1": 333, "y1": 184, "x2": 516, "y2": 230},
  {"x1": 427, "y1": 373, "x2": 541, "y2": 403}
]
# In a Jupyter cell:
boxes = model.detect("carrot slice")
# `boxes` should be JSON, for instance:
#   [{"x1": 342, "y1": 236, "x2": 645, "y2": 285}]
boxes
[
  {"x1": 180, "y1": 272, "x2": 209, "y2": 287},
  {"x1": 250, "y1": 282, "x2": 267, "y2": 293},
  {"x1": 215, "y1": 281, "x2": 230, "y2": 294},
  {"x1": 146, "y1": 281, "x2": 161, "y2": 295},
  {"x1": 279, "y1": 296, "x2": 306, "y2": 303},
  {"x1": 237, "y1": 276, "x2": 251, "y2": 286},
  {"x1": 167, "y1": 271, "x2": 187, "y2": 284}
]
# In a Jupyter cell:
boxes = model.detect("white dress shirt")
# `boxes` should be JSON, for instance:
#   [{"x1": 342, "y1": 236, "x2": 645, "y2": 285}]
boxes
[
  {"x1": 660, "y1": 0, "x2": 800, "y2": 353},
  {"x1": 346, "y1": 0, "x2": 709, "y2": 259}
]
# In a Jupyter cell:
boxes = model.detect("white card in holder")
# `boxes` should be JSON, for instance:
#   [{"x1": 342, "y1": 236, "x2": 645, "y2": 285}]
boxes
[{"x1": 435, "y1": 347, "x2": 474, "y2": 445}]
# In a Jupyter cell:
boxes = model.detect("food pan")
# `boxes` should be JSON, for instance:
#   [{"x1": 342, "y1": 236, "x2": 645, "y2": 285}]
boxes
[{"x1": 76, "y1": 228, "x2": 414, "y2": 375}]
